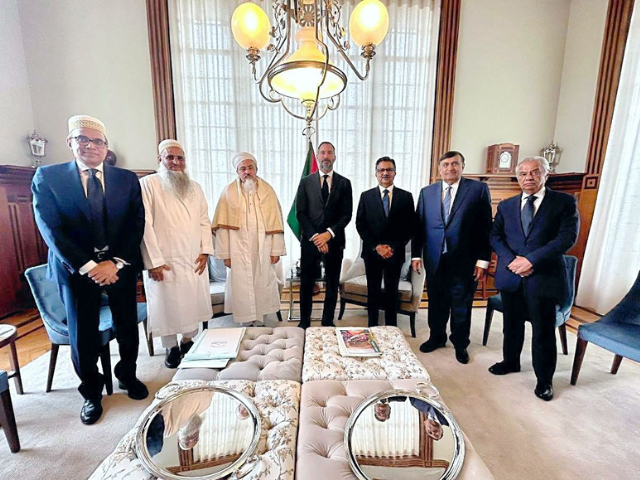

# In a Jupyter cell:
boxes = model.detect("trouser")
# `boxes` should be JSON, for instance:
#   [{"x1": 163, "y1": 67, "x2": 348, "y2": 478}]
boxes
[
  {"x1": 161, "y1": 328, "x2": 198, "y2": 349},
  {"x1": 501, "y1": 285, "x2": 557, "y2": 384},
  {"x1": 299, "y1": 240, "x2": 343, "y2": 327},
  {"x1": 426, "y1": 254, "x2": 476, "y2": 349},
  {"x1": 58, "y1": 269, "x2": 140, "y2": 401},
  {"x1": 364, "y1": 256, "x2": 403, "y2": 327}
]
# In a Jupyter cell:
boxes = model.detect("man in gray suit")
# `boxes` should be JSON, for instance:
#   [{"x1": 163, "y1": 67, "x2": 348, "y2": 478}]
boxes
[{"x1": 295, "y1": 142, "x2": 353, "y2": 328}]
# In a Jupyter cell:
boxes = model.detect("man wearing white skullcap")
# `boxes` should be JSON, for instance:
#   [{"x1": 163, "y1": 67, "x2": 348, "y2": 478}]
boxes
[
  {"x1": 212, "y1": 152, "x2": 286, "y2": 324},
  {"x1": 31, "y1": 114, "x2": 148, "y2": 425},
  {"x1": 140, "y1": 140, "x2": 214, "y2": 368}
]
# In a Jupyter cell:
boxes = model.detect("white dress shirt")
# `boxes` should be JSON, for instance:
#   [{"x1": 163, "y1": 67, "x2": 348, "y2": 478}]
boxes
[{"x1": 521, "y1": 186, "x2": 546, "y2": 215}]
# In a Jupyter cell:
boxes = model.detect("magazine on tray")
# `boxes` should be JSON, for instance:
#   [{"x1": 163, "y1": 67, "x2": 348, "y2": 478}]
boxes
[
  {"x1": 335, "y1": 327, "x2": 382, "y2": 357},
  {"x1": 184, "y1": 327, "x2": 246, "y2": 361}
]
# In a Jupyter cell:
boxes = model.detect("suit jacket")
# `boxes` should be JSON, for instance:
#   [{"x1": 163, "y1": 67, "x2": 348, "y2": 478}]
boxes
[
  {"x1": 31, "y1": 161, "x2": 145, "y2": 284},
  {"x1": 356, "y1": 186, "x2": 415, "y2": 266},
  {"x1": 296, "y1": 171, "x2": 353, "y2": 249},
  {"x1": 491, "y1": 188, "x2": 579, "y2": 299},
  {"x1": 412, "y1": 177, "x2": 492, "y2": 277}
]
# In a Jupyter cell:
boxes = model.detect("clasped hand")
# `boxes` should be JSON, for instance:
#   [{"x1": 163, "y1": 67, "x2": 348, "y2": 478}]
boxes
[
  {"x1": 88, "y1": 261, "x2": 119, "y2": 286},
  {"x1": 313, "y1": 232, "x2": 332, "y2": 254},
  {"x1": 376, "y1": 244, "x2": 394, "y2": 259},
  {"x1": 508, "y1": 255, "x2": 534, "y2": 277}
]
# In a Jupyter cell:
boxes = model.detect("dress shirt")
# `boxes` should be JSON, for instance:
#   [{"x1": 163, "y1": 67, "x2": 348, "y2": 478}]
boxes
[
  {"x1": 521, "y1": 186, "x2": 546, "y2": 215},
  {"x1": 378, "y1": 184, "x2": 394, "y2": 208}
]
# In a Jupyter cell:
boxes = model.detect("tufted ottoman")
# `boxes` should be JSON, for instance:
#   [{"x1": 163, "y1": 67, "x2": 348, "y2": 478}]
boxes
[
  {"x1": 302, "y1": 326, "x2": 430, "y2": 382},
  {"x1": 173, "y1": 327, "x2": 304, "y2": 382},
  {"x1": 296, "y1": 379, "x2": 493, "y2": 480},
  {"x1": 90, "y1": 379, "x2": 300, "y2": 480}
]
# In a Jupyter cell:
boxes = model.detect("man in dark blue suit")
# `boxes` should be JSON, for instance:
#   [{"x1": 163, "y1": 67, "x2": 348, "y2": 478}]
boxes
[
  {"x1": 356, "y1": 156, "x2": 415, "y2": 327},
  {"x1": 412, "y1": 151, "x2": 492, "y2": 364},
  {"x1": 31, "y1": 115, "x2": 148, "y2": 424},
  {"x1": 295, "y1": 141, "x2": 353, "y2": 328},
  {"x1": 489, "y1": 157, "x2": 579, "y2": 401}
]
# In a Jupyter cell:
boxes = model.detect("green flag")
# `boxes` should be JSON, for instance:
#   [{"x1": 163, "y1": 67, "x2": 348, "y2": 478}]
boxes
[{"x1": 288, "y1": 141, "x2": 318, "y2": 240}]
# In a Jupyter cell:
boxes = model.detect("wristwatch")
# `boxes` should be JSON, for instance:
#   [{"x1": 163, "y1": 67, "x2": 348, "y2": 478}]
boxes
[{"x1": 111, "y1": 259, "x2": 124, "y2": 270}]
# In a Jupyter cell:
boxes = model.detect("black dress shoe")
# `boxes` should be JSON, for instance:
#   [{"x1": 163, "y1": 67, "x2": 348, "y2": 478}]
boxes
[
  {"x1": 419, "y1": 339, "x2": 446, "y2": 353},
  {"x1": 534, "y1": 382, "x2": 554, "y2": 401},
  {"x1": 488, "y1": 361, "x2": 521, "y2": 375},
  {"x1": 80, "y1": 398, "x2": 103, "y2": 425},
  {"x1": 455, "y1": 348, "x2": 469, "y2": 364},
  {"x1": 180, "y1": 340, "x2": 194, "y2": 356},
  {"x1": 297, "y1": 322, "x2": 310, "y2": 330},
  {"x1": 117, "y1": 377, "x2": 149, "y2": 400},
  {"x1": 165, "y1": 346, "x2": 181, "y2": 369}
]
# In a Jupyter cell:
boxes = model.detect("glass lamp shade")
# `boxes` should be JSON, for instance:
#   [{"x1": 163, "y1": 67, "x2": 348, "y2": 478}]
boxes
[
  {"x1": 349, "y1": 0, "x2": 389, "y2": 47},
  {"x1": 231, "y1": 2, "x2": 271, "y2": 50},
  {"x1": 268, "y1": 28, "x2": 347, "y2": 102}
]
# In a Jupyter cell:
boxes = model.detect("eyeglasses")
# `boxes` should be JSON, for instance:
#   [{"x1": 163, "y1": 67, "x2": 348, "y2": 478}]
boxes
[
  {"x1": 71, "y1": 135, "x2": 107, "y2": 148},
  {"x1": 376, "y1": 168, "x2": 396, "y2": 173},
  {"x1": 518, "y1": 169, "x2": 543, "y2": 178}
]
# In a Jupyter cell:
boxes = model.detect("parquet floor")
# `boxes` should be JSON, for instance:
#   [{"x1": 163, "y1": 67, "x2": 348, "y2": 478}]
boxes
[{"x1": 0, "y1": 309, "x2": 51, "y2": 371}]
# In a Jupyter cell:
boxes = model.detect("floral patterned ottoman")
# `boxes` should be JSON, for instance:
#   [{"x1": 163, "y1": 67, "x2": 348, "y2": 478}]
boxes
[
  {"x1": 90, "y1": 379, "x2": 300, "y2": 480},
  {"x1": 296, "y1": 379, "x2": 493, "y2": 480},
  {"x1": 302, "y1": 326, "x2": 430, "y2": 382},
  {"x1": 173, "y1": 327, "x2": 305, "y2": 382}
]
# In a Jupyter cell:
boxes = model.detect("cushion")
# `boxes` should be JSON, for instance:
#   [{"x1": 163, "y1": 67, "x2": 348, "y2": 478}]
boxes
[
  {"x1": 90, "y1": 379, "x2": 300, "y2": 480},
  {"x1": 579, "y1": 322, "x2": 640, "y2": 363},
  {"x1": 210, "y1": 282, "x2": 225, "y2": 306},
  {"x1": 297, "y1": 379, "x2": 493, "y2": 480},
  {"x1": 173, "y1": 327, "x2": 305, "y2": 382},
  {"x1": 302, "y1": 326, "x2": 429, "y2": 382},
  {"x1": 342, "y1": 276, "x2": 413, "y2": 302},
  {"x1": 208, "y1": 256, "x2": 227, "y2": 283},
  {"x1": 0, "y1": 371, "x2": 8, "y2": 392}
]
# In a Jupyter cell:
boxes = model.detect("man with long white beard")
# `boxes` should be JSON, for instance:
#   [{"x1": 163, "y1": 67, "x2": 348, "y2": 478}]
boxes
[
  {"x1": 140, "y1": 139, "x2": 214, "y2": 368},
  {"x1": 212, "y1": 152, "x2": 286, "y2": 325}
]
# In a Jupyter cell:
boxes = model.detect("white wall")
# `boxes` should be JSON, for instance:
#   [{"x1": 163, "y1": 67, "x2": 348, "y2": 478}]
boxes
[
  {"x1": 16, "y1": 0, "x2": 157, "y2": 170},
  {"x1": 553, "y1": 0, "x2": 608, "y2": 173},
  {"x1": 0, "y1": 0, "x2": 35, "y2": 166},
  {"x1": 451, "y1": 0, "x2": 572, "y2": 173}
]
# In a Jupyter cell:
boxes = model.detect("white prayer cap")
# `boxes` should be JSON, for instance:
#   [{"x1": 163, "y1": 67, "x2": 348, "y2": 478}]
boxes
[
  {"x1": 158, "y1": 139, "x2": 183, "y2": 154},
  {"x1": 232, "y1": 152, "x2": 257, "y2": 170},
  {"x1": 68, "y1": 115, "x2": 106, "y2": 136}
]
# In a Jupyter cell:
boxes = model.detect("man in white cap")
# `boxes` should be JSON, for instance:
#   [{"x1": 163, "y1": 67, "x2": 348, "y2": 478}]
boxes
[
  {"x1": 140, "y1": 139, "x2": 213, "y2": 368},
  {"x1": 212, "y1": 152, "x2": 286, "y2": 324},
  {"x1": 31, "y1": 115, "x2": 148, "y2": 425}
]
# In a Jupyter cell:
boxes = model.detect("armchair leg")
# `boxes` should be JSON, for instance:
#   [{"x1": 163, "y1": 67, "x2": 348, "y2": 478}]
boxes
[
  {"x1": 338, "y1": 298, "x2": 346, "y2": 320},
  {"x1": 276, "y1": 310, "x2": 283, "y2": 322},
  {"x1": 558, "y1": 324, "x2": 568, "y2": 355},
  {"x1": 571, "y1": 338, "x2": 588, "y2": 385},
  {"x1": 611, "y1": 354, "x2": 623, "y2": 375},
  {"x1": 46, "y1": 343, "x2": 60, "y2": 393},
  {"x1": 482, "y1": 306, "x2": 494, "y2": 346},
  {"x1": 143, "y1": 318, "x2": 154, "y2": 356},
  {"x1": 100, "y1": 344, "x2": 113, "y2": 396},
  {"x1": 409, "y1": 313, "x2": 416, "y2": 338},
  {"x1": 0, "y1": 389, "x2": 20, "y2": 453}
]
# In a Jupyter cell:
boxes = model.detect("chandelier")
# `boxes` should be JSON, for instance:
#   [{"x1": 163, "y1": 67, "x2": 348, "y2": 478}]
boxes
[{"x1": 231, "y1": 0, "x2": 389, "y2": 132}]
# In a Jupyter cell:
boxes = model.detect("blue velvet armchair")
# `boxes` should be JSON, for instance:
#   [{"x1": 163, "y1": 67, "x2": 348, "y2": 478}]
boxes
[
  {"x1": 483, "y1": 255, "x2": 578, "y2": 355},
  {"x1": 571, "y1": 270, "x2": 640, "y2": 385}
]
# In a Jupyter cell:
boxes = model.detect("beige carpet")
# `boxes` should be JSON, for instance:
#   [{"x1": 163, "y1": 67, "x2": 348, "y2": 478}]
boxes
[{"x1": 1, "y1": 309, "x2": 639, "y2": 480}]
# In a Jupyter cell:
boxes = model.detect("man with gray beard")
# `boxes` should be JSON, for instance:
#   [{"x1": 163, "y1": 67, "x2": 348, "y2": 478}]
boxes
[
  {"x1": 140, "y1": 140, "x2": 214, "y2": 368},
  {"x1": 212, "y1": 152, "x2": 286, "y2": 325}
]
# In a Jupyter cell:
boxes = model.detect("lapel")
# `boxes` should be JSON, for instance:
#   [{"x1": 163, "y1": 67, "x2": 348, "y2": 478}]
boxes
[
  {"x1": 325, "y1": 171, "x2": 339, "y2": 207},
  {"x1": 66, "y1": 161, "x2": 91, "y2": 221},
  {"x1": 516, "y1": 193, "x2": 527, "y2": 238},
  {"x1": 447, "y1": 177, "x2": 469, "y2": 225},
  {"x1": 372, "y1": 187, "x2": 387, "y2": 223},
  {"x1": 312, "y1": 171, "x2": 324, "y2": 206},
  {"x1": 103, "y1": 165, "x2": 121, "y2": 223},
  {"x1": 428, "y1": 182, "x2": 444, "y2": 223}
]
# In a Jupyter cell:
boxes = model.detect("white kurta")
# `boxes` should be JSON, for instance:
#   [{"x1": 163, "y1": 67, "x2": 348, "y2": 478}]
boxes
[
  {"x1": 140, "y1": 174, "x2": 214, "y2": 336},
  {"x1": 215, "y1": 188, "x2": 286, "y2": 323}
]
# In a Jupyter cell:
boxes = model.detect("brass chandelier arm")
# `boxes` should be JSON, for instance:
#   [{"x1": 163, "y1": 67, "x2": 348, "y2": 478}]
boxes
[{"x1": 324, "y1": 10, "x2": 372, "y2": 81}]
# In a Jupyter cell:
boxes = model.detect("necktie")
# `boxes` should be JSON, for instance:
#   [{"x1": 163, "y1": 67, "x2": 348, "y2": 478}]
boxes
[
  {"x1": 442, "y1": 185, "x2": 452, "y2": 253},
  {"x1": 321, "y1": 174, "x2": 329, "y2": 204},
  {"x1": 87, "y1": 169, "x2": 107, "y2": 249},
  {"x1": 521, "y1": 195, "x2": 537, "y2": 236},
  {"x1": 382, "y1": 189, "x2": 390, "y2": 218}
]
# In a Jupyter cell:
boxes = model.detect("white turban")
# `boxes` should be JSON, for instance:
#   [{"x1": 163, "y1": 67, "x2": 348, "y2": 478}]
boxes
[
  {"x1": 68, "y1": 115, "x2": 106, "y2": 136},
  {"x1": 232, "y1": 152, "x2": 257, "y2": 170},
  {"x1": 158, "y1": 139, "x2": 183, "y2": 154}
]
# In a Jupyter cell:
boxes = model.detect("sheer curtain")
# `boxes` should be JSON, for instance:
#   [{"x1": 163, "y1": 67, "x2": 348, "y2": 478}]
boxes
[
  {"x1": 169, "y1": 0, "x2": 440, "y2": 272},
  {"x1": 576, "y1": 4, "x2": 640, "y2": 314}
]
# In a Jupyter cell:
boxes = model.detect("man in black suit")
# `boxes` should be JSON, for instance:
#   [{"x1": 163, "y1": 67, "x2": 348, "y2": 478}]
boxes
[
  {"x1": 295, "y1": 141, "x2": 353, "y2": 328},
  {"x1": 412, "y1": 151, "x2": 492, "y2": 364},
  {"x1": 489, "y1": 157, "x2": 579, "y2": 401},
  {"x1": 32, "y1": 115, "x2": 148, "y2": 425},
  {"x1": 356, "y1": 156, "x2": 415, "y2": 327}
]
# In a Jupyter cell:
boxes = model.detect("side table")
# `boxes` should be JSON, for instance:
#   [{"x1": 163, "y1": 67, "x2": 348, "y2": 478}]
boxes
[
  {"x1": 286, "y1": 276, "x2": 327, "y2": 322},
  {"x1": 0, "y1": 325, "x2": 23, "y2": 394}
]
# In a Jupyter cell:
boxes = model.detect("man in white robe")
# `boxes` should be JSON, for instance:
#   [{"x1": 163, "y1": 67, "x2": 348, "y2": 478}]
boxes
[
  {"x1": 141, "y1": 139, "x2": 214, "y2": 368},
  {"x1": 212, "y1": 152, "x2": 286, "y2": 325}
]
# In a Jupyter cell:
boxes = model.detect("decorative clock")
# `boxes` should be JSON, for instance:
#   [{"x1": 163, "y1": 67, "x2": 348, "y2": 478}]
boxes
[{"x1": 486, "y1": 143, "x2": 519, "y2": 174}]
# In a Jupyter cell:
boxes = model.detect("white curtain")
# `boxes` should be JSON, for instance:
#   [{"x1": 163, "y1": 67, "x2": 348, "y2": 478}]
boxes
[
  {"x1": 168, "y1": 0, "x2": 440, "y2": 274},
  {"x1": 576, "y1": 4, "x2": 640, "y2": 314}
]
